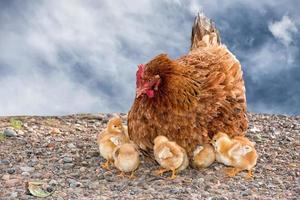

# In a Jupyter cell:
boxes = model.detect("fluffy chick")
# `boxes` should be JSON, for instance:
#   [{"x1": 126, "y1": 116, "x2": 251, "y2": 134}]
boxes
[
  {"x1": 153, "y1": 135, "x2": 189, "y2": 179},
  {"x1": 211, "y1": 132, "x2": 258, "y2": 178},
  {"x1": 192, "y1": 143, "x2": 216, "y2": 168},
  {"x1": 113, "y1": 143, "x2": 140, "y2": 178},
  {"x1": 97, "y1": 117, "x2": 129, "y2": 170}
]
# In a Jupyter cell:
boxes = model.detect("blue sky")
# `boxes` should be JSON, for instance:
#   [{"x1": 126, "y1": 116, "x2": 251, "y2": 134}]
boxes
[{"x1": 0, "y1": 0, "x2": 299, "y2": 116}]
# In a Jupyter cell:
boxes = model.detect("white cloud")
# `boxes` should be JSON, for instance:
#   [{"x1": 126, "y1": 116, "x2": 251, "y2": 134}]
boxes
[
  {"x1": 244, "y1": 40, "x2": 298, "y2": 80},
  {"x1": 0, "y1": 0, "x2": 192, "y2": 115},
  {"x1": 268, "y1": 15, "x2": 298, "y2": 46},
  {"x1": 189, "y1": 0, "x2": 202, "y2": 14}
]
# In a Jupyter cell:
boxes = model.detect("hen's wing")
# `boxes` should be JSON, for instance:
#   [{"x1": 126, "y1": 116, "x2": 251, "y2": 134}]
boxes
[{"x1": 177, "y1": 13, "x2": 248, "y2": 138}]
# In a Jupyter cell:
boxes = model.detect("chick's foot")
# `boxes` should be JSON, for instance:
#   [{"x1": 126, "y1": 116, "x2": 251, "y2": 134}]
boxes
[
  {"x1": 225, "y1": 167, "x2": 242, "y2": 177},
  {"x1": 101, "y1": 160, "x2": 111, "y2": 170},
  {"x1": 169, "y1": 169, "x2": 177, "y2": 180},
  {"x1": 154, "y1": 168, "x2": 168, "y2": 176},
  {"x1": 245, "y1": 170, "x2": 254, "y2": 180},
  {"x1": 117, "y1": 171, "x2": 126, "y2": 178}
]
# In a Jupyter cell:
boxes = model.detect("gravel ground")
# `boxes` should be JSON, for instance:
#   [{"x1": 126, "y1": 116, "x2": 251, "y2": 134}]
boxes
[{"x1": 0, "y1": 113, "x2": 299, "y2": 200}]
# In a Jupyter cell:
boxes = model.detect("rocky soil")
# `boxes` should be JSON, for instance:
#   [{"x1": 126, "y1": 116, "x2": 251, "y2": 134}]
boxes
[{"x1": 0, "y1": 113, "x2": 299, "y2": 200}]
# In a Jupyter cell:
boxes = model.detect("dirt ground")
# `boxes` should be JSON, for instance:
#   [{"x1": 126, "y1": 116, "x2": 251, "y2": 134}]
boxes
[{"x1": 0, "y1": 113, "x2": 299, "y2": 200}]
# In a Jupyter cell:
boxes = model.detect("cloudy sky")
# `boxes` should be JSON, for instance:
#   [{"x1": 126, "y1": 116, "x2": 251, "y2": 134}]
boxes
[{"x1": 0, "y1": 0, "x2": 299, "y2": 116}]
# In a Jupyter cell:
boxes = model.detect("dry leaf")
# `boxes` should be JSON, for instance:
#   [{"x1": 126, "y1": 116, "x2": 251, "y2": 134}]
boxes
[{"x1": 27, "y1": 181, "x2": 52, "y2": 198}]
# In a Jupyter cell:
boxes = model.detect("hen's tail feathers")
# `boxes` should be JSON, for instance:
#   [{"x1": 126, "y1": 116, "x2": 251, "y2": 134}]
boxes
[{"x1": 190, "y1": 13, "x2": 221, "y2": 51}]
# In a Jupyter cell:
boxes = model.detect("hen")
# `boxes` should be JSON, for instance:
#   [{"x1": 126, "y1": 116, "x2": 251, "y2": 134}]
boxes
[{"x1": 128, "y1": 13, "x2": 248, "y2": 156}]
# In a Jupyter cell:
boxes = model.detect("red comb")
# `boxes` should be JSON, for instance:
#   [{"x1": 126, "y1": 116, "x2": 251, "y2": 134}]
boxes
[{"x1": 136, "y1": 64, "x2": 144, "y2": 87}]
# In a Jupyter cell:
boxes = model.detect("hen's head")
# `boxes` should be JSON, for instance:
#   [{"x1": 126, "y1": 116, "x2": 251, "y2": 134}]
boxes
[
  {"x1": 135, "y1": 54, "x2": 177, "y2": 98},
  {"x1": 135, "y1": 63, "x2": 161, "y2": 98}
]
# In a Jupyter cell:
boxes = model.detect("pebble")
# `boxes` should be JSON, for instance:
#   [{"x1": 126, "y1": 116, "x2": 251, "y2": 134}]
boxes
[
  {"x1": 63, "y1": 163, "x2": 75, "y2": 169},
  {"x1": 2, "y1": 174, "x2": 10, "y2": 180},
  {"x1": 49, "y1": 179, "x2": 58, "y2": 186},
  {"x1": 89, "y1": 182, "x2": 100, "y2": 189},
  {"x1": 68, "y1": 179, "x2": 82, "y2": 188},
  {"x1": 67, "y1": 143, "x2": 76, "y2": 149},
  {"x1": 17, "y1": 130, "x2": 25, "y2": 135},
  {"x1": 6, "y1": 179, "x2": 20, "y2": 187},
  {"x1": 21, "y1": 172, "x2": 30, "y2": 176},
  {"x1": 81, "y1": 161, "x2": 89, "y2": 166},
  {"x1": 63, "y1": 157, "x2": 73, "y2": 163},
  {"x1": 3, "y1": 129, "x2": 17, "y2": 137},
  {"x1": 20, "y1": 166, "x2": 35, "y2": 172},
  {"x1": 32, "y1": 172, "x2": 42, "y2": 178},
  {"x1": 0, "y1": 159, "x2": 10, "y2": 164},
  {"x1": 10, "y1": 192, "x2": 18, "y2": 198},
  {"x1": 79, "y1": 167, "x2": 86, "y2": 172},
  {"x1": 7, "y1": 168, "x2": 16, "y2": 174}
]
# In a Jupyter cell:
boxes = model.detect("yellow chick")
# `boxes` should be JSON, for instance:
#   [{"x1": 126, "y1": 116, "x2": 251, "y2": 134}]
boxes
[
  {"x1": 153, "y1": 135, "x2": 189, "y2": 179},
  {"x1": 113, "y1": 143, "x2": 140, "y2": 178},
  {"x1": 192, "y1": 143, "x2": 216, "y2": 168},
  {"x1": 211, "y1": 132, "x2": 258, "y2": 178},
  {"x1": 97, "y1": 117, "x2": 129, "y2": 170}
]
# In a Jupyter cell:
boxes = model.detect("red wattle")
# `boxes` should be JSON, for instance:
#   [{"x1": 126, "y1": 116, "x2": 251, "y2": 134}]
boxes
[{"x1": 146, "y1": 90, "x2": 155, "y2": 98}]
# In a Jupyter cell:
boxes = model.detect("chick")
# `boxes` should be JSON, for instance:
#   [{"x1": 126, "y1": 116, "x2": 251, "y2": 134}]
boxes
[
  {"x1": 211, "y1": 132, "x2": 258, "y2": 179},
  {"x1": 97, "y1": 117, "x2": 129, "y2": 170},
  {"x1": 153, "y1": 135, "x2": 189, "y2": 179},
  {"x1": 192, "y1": 143, "x2": 216, "y2": 168},
  {"x1": 113, "y1": 143, "x2": 140, "y2": 178}
]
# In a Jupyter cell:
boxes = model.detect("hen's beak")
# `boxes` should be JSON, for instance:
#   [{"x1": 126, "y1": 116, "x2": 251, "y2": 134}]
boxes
[{"x1": 136, "y1": 75, "x2": 160, "y2": 98}]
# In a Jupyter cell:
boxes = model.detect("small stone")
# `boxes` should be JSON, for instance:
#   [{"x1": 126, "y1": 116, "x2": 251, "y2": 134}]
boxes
[
  {"x1": 32, "y1": 172, "x2": 42, "y2": 178},
  {"x1": 79, "y1": 167, "x2": 86, "y2": 172},
  {"x1": 7, "y1": 168, "x2": 16, "y2": 174},
  {"x1": 68, "y1": 179, "x2": 82, "y2": 188},
  {"x1": 50, "y1": 128, "x2": 61, "y2": 134},
  {"x1": 20, "y1": 166, "x2": 35, "y2": 172},
  {"x1": 10, "y1": 192, "x2": 18, "y2": 198},
  {"x1": 21, "y1": 172, "x2": 30, "y2": 176},
  {"x1": 0, "y1": 159, "x2": 10, "y2": 164},
  {"x1": 17, "y1": 130, "x2": 25, "y2": 135},
  {"x1": 63, "y1": 157, "x2": 73, "y2": 163},
  {"x1": 198, "y1": 178, "x2": 204, "y2": 183},
  {"x1": 4, "y1": 129, "x2": 17, "y2": 137},
  {"x1": 81, "y1": 161, "x2": 89, "y2": 166},
  {"x1": 6, "y1": 179, "x2": 20, "y2": 187},
  {"x1": 63, "y1": 163, "x2": 75, "y2": 169},
  {"x1": 49, "y1": 179, "x2": 58, "y2": 186},
  {"x1": 43, "y1": 172, "x2": 53, "y2": 179},
  {"x1": 2, "y1": 174, "x2": 10, "y2": 180},
  {"x1": 67, "y1": 143, "x2": 76, "y2": 149},
  {"x1": 89, "y1": 182, "x2": 99, "y2": 189}
]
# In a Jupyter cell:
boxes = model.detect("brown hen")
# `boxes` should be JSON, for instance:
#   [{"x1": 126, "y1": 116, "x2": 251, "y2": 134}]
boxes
[{"x1": 128, "y1": 13, "x2": 248, "y2": 156}]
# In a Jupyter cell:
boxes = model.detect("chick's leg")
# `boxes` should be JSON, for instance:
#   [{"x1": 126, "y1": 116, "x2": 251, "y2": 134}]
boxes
[
  {"x1": 225, "y1": 167, "x2": 242, "y2": 177},
  {"x1": 129, "y1": 171, "x2": 137, "y2": 179},
  {"x1": 101, "y1": 159, "x2": 111, "y2": 170},
  {"x1": 245, "y1": 170, "x2": 254, "y2": 179},
  {"x1": 117, "y1": 171, "x2": 126, "y2": 178},
  {"x1": 169, "y1": 169, "x2": 177, "y2": 180},
  {"x1": 154, "y1": 168, "x2": 168, "y2": 176}
]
